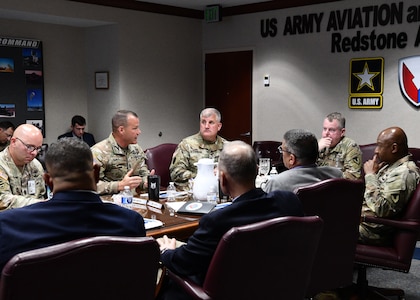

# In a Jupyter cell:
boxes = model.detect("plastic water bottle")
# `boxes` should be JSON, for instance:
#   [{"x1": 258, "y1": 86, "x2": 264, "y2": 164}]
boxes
[
  {"x1": 121, "y1": 186, "x2": 133, "y2": 208},
  {"x1": 207, "y1": 185, "x2": 218, "y2": 204},
  {"x1": 167, "y1": 182, "x2": 176, "y2": 202},
  {"x1": 269, "y1": 166, "x2": 278, "y2": 176}
]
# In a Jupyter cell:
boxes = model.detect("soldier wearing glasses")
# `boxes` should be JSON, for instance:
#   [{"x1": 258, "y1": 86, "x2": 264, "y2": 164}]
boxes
[{"x1": 0, "y1": 124, "x2": 45, "y2": 210}]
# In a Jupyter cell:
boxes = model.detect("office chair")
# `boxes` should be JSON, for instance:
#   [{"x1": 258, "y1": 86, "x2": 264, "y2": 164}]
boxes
[
  {"x1": 166, "y1": 216, "x2": 324, "y2": 300},
  {"x1": 359, "y1": 143, "x2": 376, "y2": 164},
  {"x1": 354, "y1": 182, "x2": 420, "y2": 300},
  {"x1": 0, "y1": 236, "x2": 160, "y2": 300},
  {"x1": 408, "y1": 147, "x2": 420, "y2": 168},
  {"x1": 295, "y1": 178, "x2": 364, "y2": 297},
  {"x1": 145, "y1": 143, "x2": 178, "y2": 188}
]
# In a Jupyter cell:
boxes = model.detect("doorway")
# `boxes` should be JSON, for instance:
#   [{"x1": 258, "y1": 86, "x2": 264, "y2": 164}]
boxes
[{"x1": 205, "y1": 50, "x2": 252, "y2": 145}]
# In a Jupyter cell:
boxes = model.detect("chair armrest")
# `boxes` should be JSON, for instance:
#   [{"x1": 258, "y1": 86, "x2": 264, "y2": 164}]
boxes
[
  {"x1": 363, "y1": 215, "x2": 420, "y2": 232},
  {"x1": 167, "y1": 269, "x2": 212, "y2": 300}
]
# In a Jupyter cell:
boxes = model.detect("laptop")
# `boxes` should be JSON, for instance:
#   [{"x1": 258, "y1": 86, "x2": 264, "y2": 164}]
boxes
[{"x1": 177, "y1": 201, "x2": 216, "y2": 215}]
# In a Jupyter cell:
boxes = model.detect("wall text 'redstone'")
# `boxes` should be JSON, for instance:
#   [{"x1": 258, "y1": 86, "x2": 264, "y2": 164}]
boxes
[{"x1": 260, "y1": 2, "x2": 420, "y2": 53}]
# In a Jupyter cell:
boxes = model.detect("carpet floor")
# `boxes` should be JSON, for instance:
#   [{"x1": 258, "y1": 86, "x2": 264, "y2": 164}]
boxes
[{"x1": 315, "y1": 242, "x2": 420, "y2": 300}]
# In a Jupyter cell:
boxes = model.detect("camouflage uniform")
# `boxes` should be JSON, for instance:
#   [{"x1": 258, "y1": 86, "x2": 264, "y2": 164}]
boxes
[
  {"x1": 360, "y1": 155, "x2": 420, "y2": 245},
  {"x1": 170, "y1": 133, "x2": 226, "y2": 190},
  {"x1": 0, "y1": 147, "x2": 45, "y2": 210},
  {"x1": 91, "y1": 133, "x2": 150, "y2": 195},
  {"x1": 317, "y1": 136, "x2": 362, "y2": 180}
]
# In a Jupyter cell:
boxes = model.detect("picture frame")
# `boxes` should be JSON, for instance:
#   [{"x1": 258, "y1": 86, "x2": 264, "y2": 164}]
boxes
[{"x1": 95, "y1": 71, "x2": 109, "y2": 89}]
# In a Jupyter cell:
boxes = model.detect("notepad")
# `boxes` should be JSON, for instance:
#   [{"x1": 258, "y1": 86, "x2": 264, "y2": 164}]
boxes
[{"x1": 177, "y1": 201, "x2": 216, "y2": 215}]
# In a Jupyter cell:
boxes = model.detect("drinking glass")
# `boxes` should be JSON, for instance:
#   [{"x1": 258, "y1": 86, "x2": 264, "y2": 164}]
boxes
[{"x1": 259, "y1": 158, "x2": 270, "y2": 176}]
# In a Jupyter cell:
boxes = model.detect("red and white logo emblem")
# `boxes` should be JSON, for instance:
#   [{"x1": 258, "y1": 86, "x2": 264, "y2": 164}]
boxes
[{"x1": 399, "y1": 56, "x2": 420, "y2": 107}]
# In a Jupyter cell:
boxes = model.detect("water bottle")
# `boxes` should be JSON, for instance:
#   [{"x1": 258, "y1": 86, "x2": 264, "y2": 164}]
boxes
[
  {"x1": 269, "y1": 166, "x2": 278, "y2": 176},
  {"x1": 167, "y1": 182, "x2": 176, "y2": 202},
  {"x1": 207, "y1": 185, "x2": 218, "y2": 204},
  {"x1": 121, "y1": 186, "x2": 133, "y2": 208}
]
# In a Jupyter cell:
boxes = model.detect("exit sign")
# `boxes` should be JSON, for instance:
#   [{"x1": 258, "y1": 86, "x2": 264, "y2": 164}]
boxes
[{"x1": 205, "y1": 5, "x2": 221, "y2": 23}]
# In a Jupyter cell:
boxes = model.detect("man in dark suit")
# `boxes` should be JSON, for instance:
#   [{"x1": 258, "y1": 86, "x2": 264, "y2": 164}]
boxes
[
  {"x1": 58, "y1": 115, "x2": 96, "y2": 147},
  {"x1": 157, "y1": 140, "x2": 304, "y2": 300},
  {"x1": 263, "y1": 129, "x2": 343, "y2": 193},
  {"x1": 0, "y1": 137, "x2": 145, "y2": 271}
]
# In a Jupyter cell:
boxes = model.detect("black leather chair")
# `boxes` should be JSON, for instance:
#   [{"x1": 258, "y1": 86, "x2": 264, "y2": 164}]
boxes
[
  {"x1": 0, "y1": 236, "x2": 160, "y2": 300},
  {"x1": 354, "y1": 182, "x2": 420, "y2": 299},
  {"x1": 145, "y1": 143, "x2": 177, "y2": 188},
  {"x1": 295, "y1": 178, "x2": 364, "y2": 297},
  {"x1": 166, "y1": 216, "x2": 324, "y2": 300}
]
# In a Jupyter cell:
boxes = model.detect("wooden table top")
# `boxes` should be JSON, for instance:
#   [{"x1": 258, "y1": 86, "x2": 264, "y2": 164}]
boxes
[{"x1": 102, "y1": 194, "x2": 201, "y2": 241}]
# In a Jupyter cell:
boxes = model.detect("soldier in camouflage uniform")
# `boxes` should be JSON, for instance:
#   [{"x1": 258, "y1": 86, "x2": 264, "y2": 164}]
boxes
[
  {"x1": 170, "y1": 108, "x2": 226, "y2": 190},
  {"x1": 0, "y1": 124, "x2": 45, "y2": 210},
  {"x1": 317, "y1": 112, "x2": 362, "y2": 180},
  {"x1": 360, "y1": 127, "x2": 420, "y2": 245},
  {"x1": 91, "y1": 110, "x2": 152, "y2": 195},
  {"x1": 0, "y1": 121, "x2": 15, "y2": 152}
]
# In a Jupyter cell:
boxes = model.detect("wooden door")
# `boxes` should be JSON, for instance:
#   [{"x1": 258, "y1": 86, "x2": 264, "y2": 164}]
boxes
[{"x1": 205, "y1": 51, "x2": 252, "y2": 144}]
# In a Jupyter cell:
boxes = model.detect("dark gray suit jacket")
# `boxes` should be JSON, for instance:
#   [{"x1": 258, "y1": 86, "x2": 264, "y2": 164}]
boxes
[{"x1": 263, "y1": 165, "x2": 343, "y2": 193}]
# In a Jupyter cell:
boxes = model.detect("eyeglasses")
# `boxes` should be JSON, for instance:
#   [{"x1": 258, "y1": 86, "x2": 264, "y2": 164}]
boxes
[
  {"x1": 15, "y1": 137, "x2": 42, "y2": 153},
  {"x1": 278, "y1": 146, "x2": 295, "y2": 156}
]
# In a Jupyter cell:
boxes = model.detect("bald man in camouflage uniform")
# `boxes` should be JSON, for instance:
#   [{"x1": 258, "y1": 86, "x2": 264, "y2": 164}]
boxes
[
  {"x1": 170, "y1": 108, "x2": 226, "y2": 190},
  {"x1": 360, "y1": 127, "x2": 420, "y2": 245},
  {"x1": 0, "y1": 124, "x2": 45, "y2": 210},
  {"x1": 91, "y1": 110, "x2": 152, "y2": 195},
  {"x1": 317, "y1": 112, "x2": 362, "y2": 180}
]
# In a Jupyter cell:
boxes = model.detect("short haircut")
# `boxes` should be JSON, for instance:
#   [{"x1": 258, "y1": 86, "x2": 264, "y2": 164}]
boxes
[
  {"x1": 218, "y1": 140, "x2": 257, "y2": 184},
  {"x1": 283, "y1": 129, "x2": 319, "y2": 165},
  {"x1": 71, "y1": 115, "x2": 86, "y2": 127},
  {"x1": 200, "y1": 108, "x2": 221, "y2": 122},
  {"x1": 326, "y1": 112, "x2": 345, "y2": 129},
  {"x1": 112, "y1": 110, "x2": 138, "y2": 131},
  {"x1": 45, "y1": 137, "x2": 93, "y2": 177},
  {"x1": 0, "y1": 121, "x2": 15, "y2": 130}
]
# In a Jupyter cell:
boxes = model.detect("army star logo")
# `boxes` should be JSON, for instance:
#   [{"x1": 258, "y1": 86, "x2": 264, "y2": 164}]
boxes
[
  {"x1": 353, "y1": 62, "x2": 380, "y2": 91},
  {"x1": 348, "y1": 57, "x2": 384, "y2": 109}
]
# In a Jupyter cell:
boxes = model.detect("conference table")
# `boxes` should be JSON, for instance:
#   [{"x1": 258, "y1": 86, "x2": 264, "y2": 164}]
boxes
[{"x1": 102, "y1": 194, "x2": 201, "y2": 241}]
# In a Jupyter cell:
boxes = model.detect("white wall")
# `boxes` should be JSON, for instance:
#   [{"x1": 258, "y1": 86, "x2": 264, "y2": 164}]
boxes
[
  {"x1": 0, "y1": 0, "x2": 203, "y2": 148},
  {"x1": 0, "y1": 18, "x2": 88, "y2": 141},
  {"x1": 203, "y1": 0, "x2": 420, "y2": 146},
  {"x1": 2, "y1": 0, "x2": 419, "y2": 148}
]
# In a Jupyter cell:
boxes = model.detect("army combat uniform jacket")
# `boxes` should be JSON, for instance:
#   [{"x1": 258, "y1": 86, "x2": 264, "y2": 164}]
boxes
[
  {"x1": 0, "y1": 147, "x2": 45, "y2": 210},
  {"x1": 170, "y1": 133, "x2": 226, "y2": 190},
  {"x1": 360, "y1": 155, "x2": 420, "y2": 245},
  {"x1": 91, "y1": 133, "x2": 150, "y2": 195},
  {"x1": 317, "y1": 136, "x2": 362, "y2": 180}
]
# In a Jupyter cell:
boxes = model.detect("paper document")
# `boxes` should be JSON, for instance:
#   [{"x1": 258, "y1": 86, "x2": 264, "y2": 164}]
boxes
[
  {"x1": 166, "y1": 201, "x2": 187, "y2": 212},
  {"x1": 144, "y1": 218, "x2": 164, "y2": 230}
]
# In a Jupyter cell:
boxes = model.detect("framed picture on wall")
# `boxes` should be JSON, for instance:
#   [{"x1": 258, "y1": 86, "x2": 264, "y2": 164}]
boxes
[{"x1": 95, "y1": 71, "x2": 109, "y2": 89}]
